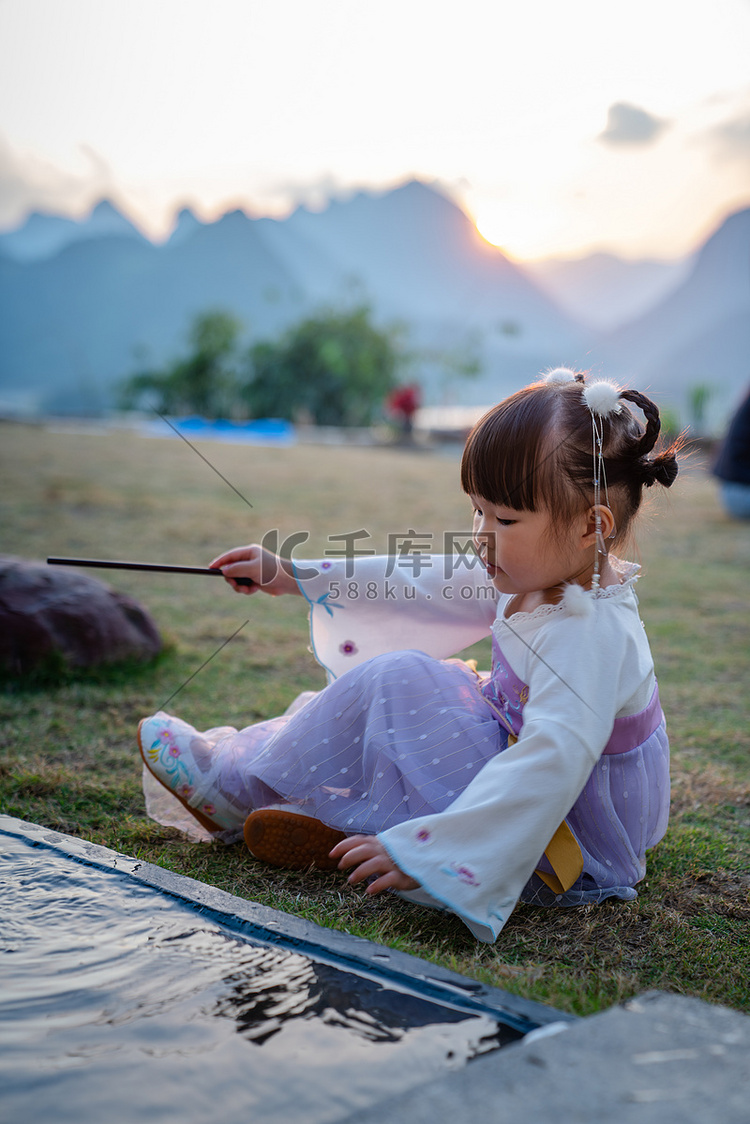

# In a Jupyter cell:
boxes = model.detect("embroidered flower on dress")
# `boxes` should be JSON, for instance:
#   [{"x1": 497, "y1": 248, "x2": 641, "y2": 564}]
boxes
[
  {"x1": 415, "y1": 828, "x2": 431, "y2": 843},
  {"x1": 178, "y1": 783, "x2": 194, "y2": 798},
  {"x1": 169, "y1": 745, "x2": 181, "y2": 757},
  {"x1": 442, "y1": 863, "x2": 481, "y2": 887},
  {"x1": 339, "y1": 640, "x2": 358, "y2": 656},
  {"x1": 321, "y1": 561, "x2": 333, "y2": 570},
  {"x1": 203, "y1": 803, "x2": 216, "y2": 815}
]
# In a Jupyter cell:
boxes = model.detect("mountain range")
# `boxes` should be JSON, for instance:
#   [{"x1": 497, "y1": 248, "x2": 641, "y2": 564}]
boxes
[{"x1": 0, "y1": 182, "x2": 747, "y2": 424}]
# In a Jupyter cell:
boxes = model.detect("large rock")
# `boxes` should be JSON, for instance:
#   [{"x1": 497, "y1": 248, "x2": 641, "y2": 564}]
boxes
[{"x1": 0, "y1": 556, "x2": 162, "y2": 676}]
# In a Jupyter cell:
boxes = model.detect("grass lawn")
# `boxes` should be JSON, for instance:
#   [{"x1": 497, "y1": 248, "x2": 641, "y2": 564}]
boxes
[{"x1": 1, "y1": 419, "x2": 748, "y2": 1017}]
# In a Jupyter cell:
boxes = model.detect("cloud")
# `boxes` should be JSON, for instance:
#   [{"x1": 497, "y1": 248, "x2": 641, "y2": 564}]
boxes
[
  {"x1": 0, "y1": 134, "x2": 114, "y2": 229},
  {"x1": 598, "y1": 103, "x2": 670, "y2": 147},
  {"x1": 704, "y1": 108, "x2": 750, "y2": 166}
]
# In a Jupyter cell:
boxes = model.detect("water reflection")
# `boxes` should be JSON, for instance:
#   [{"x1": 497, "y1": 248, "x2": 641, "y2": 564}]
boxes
[
  {"x1": 210, "y1": 942, "x2": 496, "y2": 1046},
  {"x1": 1, "y1": 830, "x2": 518, "y2": 1123}
]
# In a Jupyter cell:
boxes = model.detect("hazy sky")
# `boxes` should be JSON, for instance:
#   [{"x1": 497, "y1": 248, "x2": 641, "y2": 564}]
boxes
[{"x1": 0, "y1": 0, "x2": 748, "y2": 260}]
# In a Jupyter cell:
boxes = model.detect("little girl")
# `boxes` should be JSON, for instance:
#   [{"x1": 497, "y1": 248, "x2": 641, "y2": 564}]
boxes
[{"x1": 138, "y1": 369, "x2": 679, "y2": 941}]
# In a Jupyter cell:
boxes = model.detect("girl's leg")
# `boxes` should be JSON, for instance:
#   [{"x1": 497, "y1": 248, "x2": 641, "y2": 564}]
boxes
[
  {"x1": 139, "y1": 651, "x2": 503, "y2": 859},
  {"x1": 242, "y1": 649, "x2": 503, "y2": 835},
  {"x1": 240, "y1": 650, "x2": 504, "y2": 867}
]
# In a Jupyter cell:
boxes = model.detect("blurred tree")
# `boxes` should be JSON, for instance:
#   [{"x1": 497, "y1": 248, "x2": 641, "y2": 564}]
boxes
[
  {"x1": 120, "y1": 311, "x2": 242, "y2": 418},
  {"x1": 658, "y1": 404, "x2": 682, "y2": 442},
  {"x1": 119, "y1": 304, "x2": 481, "y2": 427},
  {"x1": 687, "y1": 382, "x2": 714, "y2": 436},
  {"x1": 242, "y1": 306, "x2": 402, "y2": 426},
  {"x1": 418, "y1": 333, "x2": 482, "y2": 403}
]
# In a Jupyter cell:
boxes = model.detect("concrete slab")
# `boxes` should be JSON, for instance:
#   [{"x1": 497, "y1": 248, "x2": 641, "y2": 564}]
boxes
[{"x1": 348, "y1": 990, "x2": 750, "y2": 1124}]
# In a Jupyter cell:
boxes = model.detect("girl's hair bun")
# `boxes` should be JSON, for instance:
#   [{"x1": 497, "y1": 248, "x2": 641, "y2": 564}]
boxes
[{"x1": 641, "y1": 450, "x2": 679, "y2": 488}]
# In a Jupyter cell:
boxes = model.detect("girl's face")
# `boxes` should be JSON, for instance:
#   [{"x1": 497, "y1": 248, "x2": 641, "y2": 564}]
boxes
[{"x1": 470, "y1": 494, "x2": 591, "y2": 603}]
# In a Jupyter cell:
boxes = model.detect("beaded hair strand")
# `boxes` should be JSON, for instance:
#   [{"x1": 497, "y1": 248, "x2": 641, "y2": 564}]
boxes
[
  {"x1": 581, "y1": 380, "x2": 622, "y2": 589},
  {"x1": 578, "y1": 377, "x2": 681, "y2": 585}
]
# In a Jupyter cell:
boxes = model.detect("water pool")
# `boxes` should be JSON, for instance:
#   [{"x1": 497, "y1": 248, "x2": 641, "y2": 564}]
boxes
[{"x1": 1, "y1": 819, "x2": 558, "y2": 1123}]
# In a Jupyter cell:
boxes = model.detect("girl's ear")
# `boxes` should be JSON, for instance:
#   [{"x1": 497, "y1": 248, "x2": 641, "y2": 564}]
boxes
[{"x1": 582, "y1": 505, "x2": 616, "y2": 547}]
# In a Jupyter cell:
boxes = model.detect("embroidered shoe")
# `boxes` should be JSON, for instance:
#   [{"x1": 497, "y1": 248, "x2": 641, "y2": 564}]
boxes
[
  {"x1": 137, "y1": 716, "x2": 243, "y2": 834},
  {"x1": 243, "y1": 808, "x2": 346, "y2": 871}
]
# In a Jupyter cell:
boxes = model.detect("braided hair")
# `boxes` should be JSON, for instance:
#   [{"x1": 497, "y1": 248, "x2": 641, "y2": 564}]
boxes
[{"x1": 617, "y1": 389, "x2": 680, "y2": 488}]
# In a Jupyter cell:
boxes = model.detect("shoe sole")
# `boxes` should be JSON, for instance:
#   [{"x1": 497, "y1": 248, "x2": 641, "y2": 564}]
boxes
[
  {"x1": 137, "y1": 718, "x2": 225, "y2": 835},
  {"x1": 243, "y1": 809, "x2": 346, "y2": 871}
]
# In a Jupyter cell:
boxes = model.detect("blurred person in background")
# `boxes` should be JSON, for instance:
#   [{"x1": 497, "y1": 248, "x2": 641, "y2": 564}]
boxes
[{"x1": 713, "y1": 387, "x2": 750, "y2": 519}]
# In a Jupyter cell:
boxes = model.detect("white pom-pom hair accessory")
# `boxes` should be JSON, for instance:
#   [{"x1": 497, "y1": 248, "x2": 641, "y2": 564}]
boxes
[
  {"x1": 583, "y1": 380, "x2": 622, "y2": 417},
  {"x1": 544, "y1": 367, "x2": 577, "y2": 385},
  {"x1": 561, "y1": 582, "x2": 594, "y2": 617}
]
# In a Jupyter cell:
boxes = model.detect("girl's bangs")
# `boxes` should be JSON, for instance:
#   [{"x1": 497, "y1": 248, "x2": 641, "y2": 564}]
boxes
[{"x1": 460, "y1": 399, "x2": 550, "y2": 511}]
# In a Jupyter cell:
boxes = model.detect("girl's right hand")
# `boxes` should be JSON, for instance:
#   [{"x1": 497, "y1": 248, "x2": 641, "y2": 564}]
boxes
[{"x1": 209, "y1": 544, "x2": 302, "y2": 597}]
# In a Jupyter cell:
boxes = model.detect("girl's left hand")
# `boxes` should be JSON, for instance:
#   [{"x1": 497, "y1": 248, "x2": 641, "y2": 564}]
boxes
[{"x1": 330, "y1": 835, "x2": 420, "y2": 895}]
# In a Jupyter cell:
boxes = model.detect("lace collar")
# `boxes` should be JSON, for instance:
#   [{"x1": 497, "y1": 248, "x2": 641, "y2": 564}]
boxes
[{"x1": 495, "y1": 557, "x2": 640, "y2": 628}]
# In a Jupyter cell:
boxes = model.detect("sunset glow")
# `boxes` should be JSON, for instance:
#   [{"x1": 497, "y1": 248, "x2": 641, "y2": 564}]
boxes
[
  {"x1": 472, "y1": 205, "x2": 558, "y2": 262},
  {"x1": 0, "y1": 0, "x2": 748, "y2": 261}
]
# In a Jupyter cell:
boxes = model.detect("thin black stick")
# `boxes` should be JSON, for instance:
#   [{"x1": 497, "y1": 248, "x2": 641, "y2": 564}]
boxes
[
  {"x1": 47, "y1": 557, "x2": 254, "y2": 586},
  {"x1": 153, "y1": 409, "x2": 254, "y2": 509}
]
